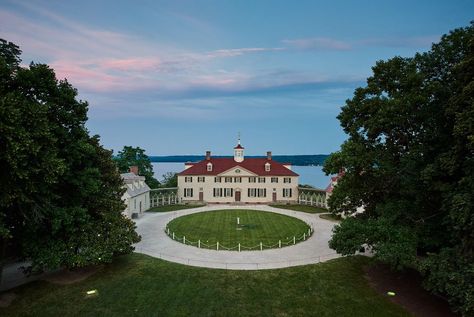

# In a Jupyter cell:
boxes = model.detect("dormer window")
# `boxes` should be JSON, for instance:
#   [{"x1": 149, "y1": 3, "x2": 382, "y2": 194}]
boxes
[
  {"x1": 207, "y1": 162, "x2": 213, "y2": 171},
  {"x1": 265, "y1": 162, "x2": 271, "y2": 172}
]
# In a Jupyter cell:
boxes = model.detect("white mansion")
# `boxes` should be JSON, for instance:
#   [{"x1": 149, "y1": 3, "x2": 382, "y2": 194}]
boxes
[{"x1": 177, "y1": 141, "x2": 299, "y2": 204}]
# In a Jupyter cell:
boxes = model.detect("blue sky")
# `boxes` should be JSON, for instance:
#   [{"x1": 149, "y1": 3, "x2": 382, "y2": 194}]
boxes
[{"x1": 1, "y1": 0, "x2": 473, "y2": 155}]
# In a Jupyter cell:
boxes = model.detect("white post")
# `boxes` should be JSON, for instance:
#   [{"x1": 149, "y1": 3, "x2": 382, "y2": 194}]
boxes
[
  {"x1": 260, "y1": 242, "x2": 263, "y2": 250},
  {"x1": 308, "y1": 228, "x2": 311, "y2": 236},
  {"x1": 237, "y1": 217, "x2": 240, "y2": 225},
  {"x1": 293, "y1": 236, "x2": 296, "y2": 245},
  {"x1": 279, "y1": 240, "x2": 281, "y2": 248},
  {"x1": 172, "y1": 232, "x2": 175, "y2": 240},
  {"x1": 303, "y1": 233, "x2": 306, "y2": 240},
  {"x1": 238, "y1": 243, "x2": 241, "y2": 252},
  {"x1": 217, "y1": 242, "x2": 219, "y2": 251},
  {"x1": 167, "y1": 227, "x2": 170, "y2": 235},
  {"x1": 183, "y1": 236, "x2": 186, "y2": 244},
  {"x1": 198, "y1": 240, "x2": 201, "y2": 248}
]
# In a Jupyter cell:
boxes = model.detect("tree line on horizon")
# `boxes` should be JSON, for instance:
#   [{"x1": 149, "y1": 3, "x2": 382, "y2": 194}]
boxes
[{"x1": 147, "y1": 154, "x2": 329, "y2": 166}]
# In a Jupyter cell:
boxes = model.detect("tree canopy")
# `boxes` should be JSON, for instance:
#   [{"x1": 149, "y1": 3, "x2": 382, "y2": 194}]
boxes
[
  {"x1": 160, "y1": 172, "x2": 178, "y2": 188},
  {"x1": 0, "y1": 39, "x2": 140, "y2": 273},
  {"x1": 115, "y1": 146, "x2": 160, "y2": 188},
  {"x1": 323, "y1": 23, "x2": 474, "y2": 315}
]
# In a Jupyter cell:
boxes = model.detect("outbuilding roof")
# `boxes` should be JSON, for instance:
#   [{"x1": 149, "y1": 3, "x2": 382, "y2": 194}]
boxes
[{"x1": 121, "y1": 173, "x2": 151, "y2": 197}]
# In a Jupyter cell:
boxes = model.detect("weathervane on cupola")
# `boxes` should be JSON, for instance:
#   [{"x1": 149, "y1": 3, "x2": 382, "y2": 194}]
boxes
[{"x1": 233, "y1": 132, "x2": 244, "y2": 162}]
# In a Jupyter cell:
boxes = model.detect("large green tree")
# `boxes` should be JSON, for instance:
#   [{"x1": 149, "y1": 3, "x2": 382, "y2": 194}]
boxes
[
  {"x1": 324, "y1": 23, "x2": 474, "y2": 315},
  {"x1": 0, "y1": 39, "x2": 140, "y2": 275},
  {"x1": 115, "y1": 146, "x2": 160, "y2": 188}
]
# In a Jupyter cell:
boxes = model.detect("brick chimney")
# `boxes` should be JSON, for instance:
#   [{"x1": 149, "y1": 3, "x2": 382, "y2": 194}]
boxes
[
  {"x1": 266, "y1": 151, "x2": 272, "y2": 160},
  {"x1": 206, "y1": 151, "x2": 211, "y2": 160},
  {"x1": 129, "y1": 166, "x2": 139, "y2": 175}
]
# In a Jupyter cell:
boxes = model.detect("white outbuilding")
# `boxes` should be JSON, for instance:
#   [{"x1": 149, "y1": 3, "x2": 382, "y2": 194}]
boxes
[{"x1": 121, "y1": 166, "x2": 151, "y2": 218}]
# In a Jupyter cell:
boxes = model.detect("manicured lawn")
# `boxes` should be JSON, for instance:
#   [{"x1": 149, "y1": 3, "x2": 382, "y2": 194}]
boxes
[
  {"x1": 147, "y1": 204, "x2": 205, "y2": 212},
  {"x1": 319, "y1": 213, "x2": 343, "y2": 222},
  {"x1": 0, "y1": 254, "x2": 409, "y2": 316},
  {"x1": 271, "y1": 204, "x2": 328, "y2": 213},
  {"x1": 166, "y1": 209, "x2": 310, "y2": 250}
]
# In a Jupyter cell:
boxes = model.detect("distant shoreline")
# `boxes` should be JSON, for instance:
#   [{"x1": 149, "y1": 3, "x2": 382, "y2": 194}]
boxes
[{"x1": 149, "y1": 155, "x2": 329, "y2": 167}]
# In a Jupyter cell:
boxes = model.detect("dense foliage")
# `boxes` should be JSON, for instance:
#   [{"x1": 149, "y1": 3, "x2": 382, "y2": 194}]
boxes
[
  {"x1": 0, "y1": 39, "x2": 140, "y2": 273},
  {"x1": 324, "y1": 23, "x2": 474, "y2": 315},
  {"x1": 115, "y1": 146, "x2": 160, "y2": 188}
]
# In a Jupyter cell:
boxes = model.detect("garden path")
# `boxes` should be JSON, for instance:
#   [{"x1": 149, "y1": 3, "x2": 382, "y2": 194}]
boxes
[{"x1": 134, "y1": 205, "x2": 340, "y2": 270}]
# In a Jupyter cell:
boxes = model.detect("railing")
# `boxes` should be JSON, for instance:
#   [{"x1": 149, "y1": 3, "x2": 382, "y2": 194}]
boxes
[
  {"x1": 163, "y1": 226, "x2": 314, "y2": 251},
  {"x1": 150, "y1": 187, "x2": 181, "y2": 207},
  {"x1": 298, "y1": 187, "x2": 327, "y2": 208}
]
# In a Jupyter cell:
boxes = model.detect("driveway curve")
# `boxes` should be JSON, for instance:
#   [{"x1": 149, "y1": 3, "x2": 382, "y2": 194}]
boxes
[{"x1": 134, "y1": 205, "x2": 340, "y2": 270}]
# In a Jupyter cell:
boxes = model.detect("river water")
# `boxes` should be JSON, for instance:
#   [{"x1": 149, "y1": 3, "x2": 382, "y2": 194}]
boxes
[{"x1": 152, "y1": 162, "x2": 331, "y2": 189}]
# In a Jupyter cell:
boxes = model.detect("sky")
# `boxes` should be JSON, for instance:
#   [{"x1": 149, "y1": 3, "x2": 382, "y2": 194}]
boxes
[{"x1": 1, "y1": 1, "x2": 473, "y2": 155}]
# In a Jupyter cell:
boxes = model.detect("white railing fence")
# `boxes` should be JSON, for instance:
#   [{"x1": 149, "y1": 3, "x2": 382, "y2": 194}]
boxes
[
  {"x1": 163, "y1": 226, "x2": 314, "y2": 251},
  {"x1": 150, "y1": 188, "x2": 181, "y2": 207}
]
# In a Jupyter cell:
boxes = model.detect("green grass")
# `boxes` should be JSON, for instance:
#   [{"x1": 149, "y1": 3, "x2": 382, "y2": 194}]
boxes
[
  {"x1": 0, "y1": 254, "x2": 409, "y2": 316},
  {"x1": 319, "y1": 213, "x2": 343, "y2": 222},
  {"x1": 271, "y1": 204, "x2": 328, "y2": 213},
  {"x1": 166, "y1": 209, "x2": 310, "y2": 250},
  {"x1": 147, "y1": 204, "x2": 206, "y2": 212}
]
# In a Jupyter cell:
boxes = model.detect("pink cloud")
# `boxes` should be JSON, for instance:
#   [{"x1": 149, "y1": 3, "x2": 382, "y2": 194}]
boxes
[{"x1": 99, "y1": 58, "x2": 162, "y2": 72}]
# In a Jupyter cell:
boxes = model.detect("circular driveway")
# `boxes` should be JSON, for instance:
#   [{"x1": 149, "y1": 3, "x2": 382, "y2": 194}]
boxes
[{"x1": 134, "y1": 205, "x2": 340, "y2": 270}]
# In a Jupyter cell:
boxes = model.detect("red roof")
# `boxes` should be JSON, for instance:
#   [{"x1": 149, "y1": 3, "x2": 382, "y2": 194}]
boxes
[
  {"x1": 179, "y1": 158, "x2": 298, "y2": 176},
  {"x1": 234, "y1": 144, "x2": 244, "y2": 149},
  {"x1": 326, "y1": 170, "x2": 345, "y2": 193},
  {"x1": 325, "y1": 183, "x2": 334, "y2": 193}
]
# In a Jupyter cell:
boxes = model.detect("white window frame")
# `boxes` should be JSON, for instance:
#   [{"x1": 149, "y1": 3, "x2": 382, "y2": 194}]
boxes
[
  {"x1": 224, "y1": 188, "x2": 233, "y2": 197},
  {"x1": 283, "y1": 188, "x2": 292, "y2": 197},
  {"x1": 213, "y1": 188, "x2": 223, "y2": 197},
  {"x1": 184, "y1": 188, "x2": 193, "y2": 197}
]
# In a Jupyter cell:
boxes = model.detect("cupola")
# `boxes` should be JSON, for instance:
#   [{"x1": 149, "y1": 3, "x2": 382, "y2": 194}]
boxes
[{"x1": 233, "y1": 137, "x2": 244, "y2": 162}]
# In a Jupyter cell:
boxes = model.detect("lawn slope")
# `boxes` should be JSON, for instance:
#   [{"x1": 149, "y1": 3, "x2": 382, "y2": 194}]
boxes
[{"x1": 1, "y1": 254, "x2": 409, "y2": 316}]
